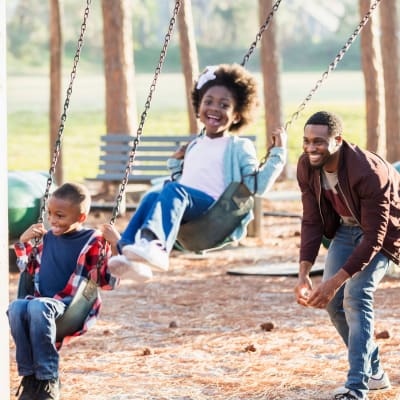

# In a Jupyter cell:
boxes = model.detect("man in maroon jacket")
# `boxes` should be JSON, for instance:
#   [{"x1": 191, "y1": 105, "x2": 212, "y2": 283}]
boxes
[{"x1": 294, "y1": 111, "x2": 400, "y2": 400}]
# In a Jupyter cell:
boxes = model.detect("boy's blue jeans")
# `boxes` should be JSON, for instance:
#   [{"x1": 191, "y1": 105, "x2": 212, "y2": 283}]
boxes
[
  {"x1": 119, "y1": 181, "x2": 215, "y2": 252},
  {"x1": 8, "y1": 297, "x2": 66, "y2": 380},
  {"x1": 324, "y1": 225, "x2": 389, "y2": 399}
]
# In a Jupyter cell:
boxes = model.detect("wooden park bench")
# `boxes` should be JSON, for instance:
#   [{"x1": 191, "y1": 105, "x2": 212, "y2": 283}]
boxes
[{"x1": 89, "y1": 133, "x2": 263, "y2": 237}]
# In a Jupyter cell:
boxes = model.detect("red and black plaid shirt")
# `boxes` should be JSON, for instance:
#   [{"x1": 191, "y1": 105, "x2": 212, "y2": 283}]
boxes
[{"x1": 14, "y1": 229, "x2": 119, "y2": 344}]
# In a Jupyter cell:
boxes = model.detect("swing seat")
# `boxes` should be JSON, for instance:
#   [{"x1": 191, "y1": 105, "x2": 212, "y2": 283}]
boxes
[
  {"x1": 176, "y1": 181, "x2": 254, "y2": 252},
  {"x1": 17, "y1": 271, "x2": 98, "y2": 342},
  {"x1": 55, "y1": 278, "x2": 98, "y2": 342}
]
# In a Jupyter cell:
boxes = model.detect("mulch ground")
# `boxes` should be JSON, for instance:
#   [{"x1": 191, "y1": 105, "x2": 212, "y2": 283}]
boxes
[{"x1": 8, "y1": 180, "x2": 400, "y2": 400}]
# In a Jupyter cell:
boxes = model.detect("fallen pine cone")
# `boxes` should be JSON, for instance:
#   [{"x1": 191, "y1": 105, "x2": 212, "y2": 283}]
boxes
[
  {"x1": 375, "y1": 330, "x2": 390, "y2": 339},
  {"x1": 142, "y1": 347, "x2": 153, "y2": 356},
  {"x1": 169, "y1": 321, "x2": 178, "y2": 328},
  {"x1": 244, "y1": 344, "x2": 257, "y2": 352},
  {"x1": 260, "y1": 322, "x2": 275, "y2": 331}
]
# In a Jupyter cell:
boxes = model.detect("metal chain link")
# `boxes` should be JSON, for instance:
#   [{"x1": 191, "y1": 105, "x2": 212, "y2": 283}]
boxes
[
  {"x1": 29, "y1": 0, "x2": 91, "y2": 255},
  {"x1": 241, "y1": 0, "x2": 283, "y2": 67},
  {"x1": 110, "y1": 0, "x2": 181, "y2": 224},
  {"x1": 38, "y1": 0, "x2": 91, "y2": 225},
  {"x1": 283, "y1": 0, "x2": 381, "y2": 132}
]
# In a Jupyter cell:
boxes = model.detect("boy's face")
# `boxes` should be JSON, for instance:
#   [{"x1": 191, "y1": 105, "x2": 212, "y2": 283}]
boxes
[
  {"x1": 47, "y1": 196, "x2": 86, "y2": 236},
  {"x1": 199, "y1": 85, "x2": 240, "y2": 137}
]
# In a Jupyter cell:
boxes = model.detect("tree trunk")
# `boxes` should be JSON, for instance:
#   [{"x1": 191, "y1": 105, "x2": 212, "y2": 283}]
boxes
[
  {"x1": 359, "y1": 0, "x2": 385, "y2": 156},
  {"x1": 102, "y1": 0, "x2": 136, "y2": 135},
  {"x1": 258, "y1": 0, "x2": 284, "y2": 170},
  {"x1": 177, "y1": 0, "x2": 199, "y2": 135},
  {"x1": 380, "y1": 0, "x2": 400, "y2": 162},
  {"x1": 49, "y1": 0, "x2": 62, "y2": 184}
]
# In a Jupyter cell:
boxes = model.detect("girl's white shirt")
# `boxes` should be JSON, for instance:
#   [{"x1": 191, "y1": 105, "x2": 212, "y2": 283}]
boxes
[{"x1": 180, "y1": 135, "x2": 229, "y2": 200}]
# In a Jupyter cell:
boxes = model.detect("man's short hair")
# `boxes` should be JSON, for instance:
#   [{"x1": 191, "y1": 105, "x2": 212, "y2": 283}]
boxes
[
  {"x1": 305, "y1": 111, "x2": 343, "y2": 137},
  {"x1": 51, "y1": 182, "x2": 91, "y2": 214}
]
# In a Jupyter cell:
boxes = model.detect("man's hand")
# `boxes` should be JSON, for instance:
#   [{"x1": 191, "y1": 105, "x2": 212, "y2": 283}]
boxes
[
  {"x1": 295, "y1": 276, "x2": 313, "y2": 307},
  {"x1": 306, "y1": 269, "x2": 350, "y2": 309},
  {"x1": 295, "y1": 260, "x2": 313, "y2": 307}
]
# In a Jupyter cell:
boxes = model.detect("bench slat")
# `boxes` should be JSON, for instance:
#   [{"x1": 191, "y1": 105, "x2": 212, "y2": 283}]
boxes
[
  {"x1": 100, "y1": 145, "x2": 180, "y2": 153},
  {"x1": 95, "y1": 173, "x2": 168, "y2": 182},
  {"x1": 100, "y1": 154, "x2": 170, "y2": 162},
  {"x1": 100, "y1": 134, "x2": 194, "y2": 143},
  {"x1": 100, "y1": 164, "x2": 167, "y2": 172}
]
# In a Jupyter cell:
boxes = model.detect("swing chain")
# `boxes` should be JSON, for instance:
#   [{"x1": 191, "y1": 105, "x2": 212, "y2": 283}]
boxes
[
  {"x1": 284, "y1": 0, "x2": 381, "y2": 131},
  {"x1": 37, "y1": 0, "x2": 92, "y2": 227},
  {"x1": 241, "y1": 0, "x2": 283, "y2": 67},
  {"x1": 110, "y1": 0, "x2": 182, "y2": 224}
]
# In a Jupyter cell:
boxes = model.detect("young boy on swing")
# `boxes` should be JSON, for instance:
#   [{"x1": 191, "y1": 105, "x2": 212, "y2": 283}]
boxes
[
  {"x1": 104, "y1": 63, "x2": 287, "y2": 276},
  {"x1": 8, "y1": 182, "x2": 119, "y2": 400}
]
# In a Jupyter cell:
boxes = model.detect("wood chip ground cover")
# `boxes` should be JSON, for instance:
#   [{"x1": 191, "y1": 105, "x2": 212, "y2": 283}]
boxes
[{"x1": 8, "y1": 182, "x2": 400, "y2": 399}]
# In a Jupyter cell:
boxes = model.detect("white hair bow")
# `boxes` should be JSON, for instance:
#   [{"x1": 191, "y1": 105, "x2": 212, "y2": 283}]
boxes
[{"x1": 196, "y1": 66, "x2": 218, "y2": 89}]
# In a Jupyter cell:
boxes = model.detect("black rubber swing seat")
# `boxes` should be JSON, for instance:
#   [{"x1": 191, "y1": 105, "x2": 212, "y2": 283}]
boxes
[
  {"x1": 17, "y1": 271, "x2": 98, "y2": 342},
  {"x1": 55, "y1": 278, "x2": 98, "y2": 342},
  {"x1": 176, "y1": 181, "x2": 254, "y2": 253}
]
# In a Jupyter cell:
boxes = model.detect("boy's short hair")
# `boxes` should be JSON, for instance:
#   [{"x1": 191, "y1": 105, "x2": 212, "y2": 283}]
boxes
[
  {"x1": 304, "y1": 111, "x2": 343, "y2": 138},
  {"x1": 192, "y1": 63, "x2": 259, "y2": 132},
  {"x1": 51, "y1": 182, "x2": 91, "y2": 215}
]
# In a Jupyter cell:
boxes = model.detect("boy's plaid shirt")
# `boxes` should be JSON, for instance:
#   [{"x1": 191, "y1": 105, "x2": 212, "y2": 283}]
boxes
[{"x1": 14, "y1": 229, "x2": 119, "y2": 344}]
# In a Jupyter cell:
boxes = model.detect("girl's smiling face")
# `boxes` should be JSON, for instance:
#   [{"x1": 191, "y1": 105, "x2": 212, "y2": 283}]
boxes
[{"x1": 198, "y1": 85, "x2": 240, "y2": 138}]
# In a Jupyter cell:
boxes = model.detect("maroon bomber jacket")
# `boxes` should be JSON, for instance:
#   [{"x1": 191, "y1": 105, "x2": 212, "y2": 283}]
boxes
[{"x1": 297, "y1": 140, "x2": 400, "y2": 276}]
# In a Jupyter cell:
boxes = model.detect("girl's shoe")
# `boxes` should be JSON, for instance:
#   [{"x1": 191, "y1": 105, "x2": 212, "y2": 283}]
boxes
[
  {"x1": 108, "y1": 254, "x2": 153, "y2": 282},
  {"x1": 122, "y1": 239, "x2": 169, "y2": 271}
]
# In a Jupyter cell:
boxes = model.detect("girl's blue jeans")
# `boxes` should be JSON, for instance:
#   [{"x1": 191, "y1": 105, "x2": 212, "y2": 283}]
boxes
[
  {"x1": 324, "y1": 225, "x2": 389, "y2": 399},
  {"x1": 7, "y1": 297, "x2": 67, "y2": 380},
  {"x1": 119, "y1": 181, "x2": 215, "y2": 252}
]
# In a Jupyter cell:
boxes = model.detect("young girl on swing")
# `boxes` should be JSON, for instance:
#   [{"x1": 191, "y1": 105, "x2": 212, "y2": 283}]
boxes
[{"x1": 105, "y1": 63, "x2": 287, "y2": 276}]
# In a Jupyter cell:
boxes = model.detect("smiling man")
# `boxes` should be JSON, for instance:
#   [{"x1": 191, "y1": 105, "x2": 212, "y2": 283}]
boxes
[{"x1": 294, "y1": 111, "x2": 400, "y2": 400}]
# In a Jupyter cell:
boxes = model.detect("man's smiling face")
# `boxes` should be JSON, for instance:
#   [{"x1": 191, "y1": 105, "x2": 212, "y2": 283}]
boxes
[{"x1": 303, "y1": 124, "x2": 342, "y2": 171}]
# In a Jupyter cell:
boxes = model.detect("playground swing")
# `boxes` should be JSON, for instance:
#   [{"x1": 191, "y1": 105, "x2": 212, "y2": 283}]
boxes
[
  {"x1": 112, "y1": 0, "x2": 284, "y2": 254},
  {"x1": 17, "y1": 0, "x2": 110, "y2": 344},
  {"x1": 16, "y1": 1, "x2": 190, "y2": 343},
  {"x1": 176, "y1": 2, "x2": 287, "y2": 252},
  {"x1": 17, "y1": 2, "x2": 183, "y2": 344}
]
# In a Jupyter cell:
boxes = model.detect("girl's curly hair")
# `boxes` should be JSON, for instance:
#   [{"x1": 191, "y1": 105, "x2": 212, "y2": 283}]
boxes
[{"x1": 191, "y1": 64, "x2": 259, "y2": 132}]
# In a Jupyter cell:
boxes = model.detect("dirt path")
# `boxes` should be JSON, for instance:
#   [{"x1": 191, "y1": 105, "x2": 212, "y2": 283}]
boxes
[{"x1": 8, "y1": 184, "x2": 400, "y2": 399}]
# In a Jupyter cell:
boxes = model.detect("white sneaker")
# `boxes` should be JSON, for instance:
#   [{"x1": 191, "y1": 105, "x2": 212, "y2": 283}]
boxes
[
  {"x1": 107, "y1": 254, "x2": 153, "y2": 282},
  {"x1": 368, "y1": 371, "x2": 391, "y2": 390},
  {"x1": 122, "y1": 238, "x2": 169, "y2": 271}
]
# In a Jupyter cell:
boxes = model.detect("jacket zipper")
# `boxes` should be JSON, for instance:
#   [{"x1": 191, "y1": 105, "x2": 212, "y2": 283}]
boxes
[{"x1": 317, "y1": 173, "x2": 325, "y2": 225}]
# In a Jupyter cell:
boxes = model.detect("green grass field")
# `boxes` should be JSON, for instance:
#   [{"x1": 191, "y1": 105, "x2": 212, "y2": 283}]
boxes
[{"x1": 7, "y1": 71, "x2": 366, "y2": 183}]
